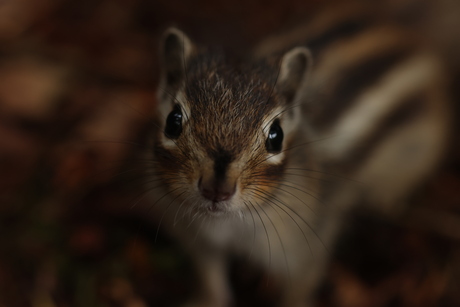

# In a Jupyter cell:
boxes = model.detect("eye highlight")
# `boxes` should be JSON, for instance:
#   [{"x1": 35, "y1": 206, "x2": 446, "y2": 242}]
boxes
[
  {"x1": 265, "y1": 119, "x2": 283, "y2": 153},
  {"x1": 165, "y1": 104, "x2": 183, "y2": 139}
]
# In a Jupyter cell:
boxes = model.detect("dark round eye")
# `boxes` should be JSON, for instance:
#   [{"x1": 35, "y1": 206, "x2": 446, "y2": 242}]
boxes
[
  {"x1": 164, "y1": 104, "x2": 183, "y2": 139},
  {"x1": 265, "y1": 119, "x2": 283, "y2": 153}
]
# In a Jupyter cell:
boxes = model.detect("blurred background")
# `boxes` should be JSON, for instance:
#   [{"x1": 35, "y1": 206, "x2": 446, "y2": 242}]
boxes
[{"x1": 0, "y1": 0, "x2": 459, "y2": 306}]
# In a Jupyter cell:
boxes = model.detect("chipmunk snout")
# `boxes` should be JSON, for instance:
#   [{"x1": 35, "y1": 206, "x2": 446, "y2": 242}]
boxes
[{"x1": 198, "y1": 176, "x2": 236, "y2": 203}]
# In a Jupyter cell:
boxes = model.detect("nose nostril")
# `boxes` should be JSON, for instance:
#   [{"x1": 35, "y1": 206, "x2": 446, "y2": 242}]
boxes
[
  {"x1": 214, "y1": 192, "x2": 230, "y2": 202},
  {"x1": 201, "y1": 188, "x2": 215, "y2": 201},
  {"x1": 218, "y1": 186, "x2": 235, "y2": 201},
  {"x1": 199, "y1": 177, "x2": 236, "y2": 202},
  {"x1": 213, "y1": 184, "x2": 236, "y2": 202},
  {"x1": 199, "y1": 177, "x2": 214, "y2": 201}
]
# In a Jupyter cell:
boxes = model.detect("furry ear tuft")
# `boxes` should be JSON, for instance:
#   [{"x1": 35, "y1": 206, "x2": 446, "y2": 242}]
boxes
[
  {"x1": 276, "y1": 47, "x2": 312, "y2": 104},
  {"x1": 160, "y1": 27, "x2": 194, "y2": 91}
]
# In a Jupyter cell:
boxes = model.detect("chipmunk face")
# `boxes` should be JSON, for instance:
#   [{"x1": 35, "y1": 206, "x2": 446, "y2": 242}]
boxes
[{"x1": 152, "y1": 28, "x2": 311, "y2": 216}]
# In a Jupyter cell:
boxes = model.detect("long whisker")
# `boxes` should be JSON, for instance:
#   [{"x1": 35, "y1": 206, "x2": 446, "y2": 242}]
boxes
[
  {"x1": 186, "y1": 206, "x2": 203, "y2": 229},
  {"x1": 255, "y1": 197, "x2": 291, "y2": 284},
  {"x1": 282, "y1": 172, "x2": 337, "y2": 184},
  {"x1": 193, "y1": 213, "x2": 207, "y2": 244},
  {"x1": 157, "y1": 84, "x2": 192, "y2": 123},
  {"x1": 127, "y1": 183, "x2": 165, "y2": 210},
  {"x1": 247, "y1": 188, "x2": 313, "y2": 257},
  {"x1": 242, "y1": 201, "x2": 257, "y2": 261},
  {"x1": 248, "y1": 200, "x2": 271, "y2": 273},
  {"x1": 173, "y1": 196, "x2": 192, "y2": 226},
  {"x1": 251, "y1": 135, "x2": 338, "y2": 171},
  {"x1": 155, "y1": 190, "x2": 187, "y2": 242},
  {"x1": 262, "y1": 102, "x2": 303, "y2": 132},
  {"x1": 250, "y1": 179, "x2": 320, "y2": 215},
  {"x1": 80, "y1": 139, "x2": 148, "y2": 148},
  {"x1": 285, "y1": 167, "x2": 363, "y2": 185}
]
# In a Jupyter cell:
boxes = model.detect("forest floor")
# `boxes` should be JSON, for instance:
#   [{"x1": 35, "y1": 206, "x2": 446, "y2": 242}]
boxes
[{"x1": 0, "y1": 1, "x2": 459, "y2": 306}]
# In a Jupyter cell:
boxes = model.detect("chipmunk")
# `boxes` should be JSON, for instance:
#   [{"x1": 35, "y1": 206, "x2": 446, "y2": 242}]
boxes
[{"x1": 146, "y1": 3, "x2": 451, "y2": 305}]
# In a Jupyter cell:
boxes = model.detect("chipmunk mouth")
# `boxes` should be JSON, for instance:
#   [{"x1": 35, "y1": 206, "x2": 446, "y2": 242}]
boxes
[
  {"x1": 205, "y1": 201, "x2": 230, "y2": 216},
  {"x1": 208, "y1": 203, "x2": 220, "y2": 212}
]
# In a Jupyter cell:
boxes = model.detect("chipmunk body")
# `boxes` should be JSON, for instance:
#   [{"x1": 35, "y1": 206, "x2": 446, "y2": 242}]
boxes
[{"x1": 147, "y1": 2, "x2": 452, "y2": 306}]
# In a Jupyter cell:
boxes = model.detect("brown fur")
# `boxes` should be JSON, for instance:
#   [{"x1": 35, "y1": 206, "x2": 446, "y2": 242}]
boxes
[{"x1": 145, "y1": 7, "x2": 452, "y2": 305}]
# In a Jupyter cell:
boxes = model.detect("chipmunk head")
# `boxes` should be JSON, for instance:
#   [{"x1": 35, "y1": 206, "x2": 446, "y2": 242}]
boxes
[{"x1": 151, "y1": 28, "x2": 311, "y2": 216}]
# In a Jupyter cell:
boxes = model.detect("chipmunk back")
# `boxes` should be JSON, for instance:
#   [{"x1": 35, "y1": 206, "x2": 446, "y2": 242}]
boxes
[{"x1": 146, "y1": 2, "x2": 452, "y2": 306}]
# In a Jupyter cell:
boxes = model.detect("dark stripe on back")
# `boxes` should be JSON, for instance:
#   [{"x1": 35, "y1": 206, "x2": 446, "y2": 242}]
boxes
[
  {"x1": 342, "y1": 93, "x2": 427, "y2": 173},
  {"x1": 313, "y1": 48, "x2": 411, "y2": 130},
  {"x1": 307, "y1": 18, "x2": 372, "y2": 56}
]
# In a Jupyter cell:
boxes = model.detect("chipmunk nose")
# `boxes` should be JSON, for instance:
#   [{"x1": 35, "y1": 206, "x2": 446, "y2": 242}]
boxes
[{"x1": 198, "y1": 176, "x2": 236, "y2": 202}]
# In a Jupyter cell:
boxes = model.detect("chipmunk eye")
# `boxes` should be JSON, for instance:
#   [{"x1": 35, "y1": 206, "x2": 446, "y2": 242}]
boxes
[
  {"x1": 265, "y1": 119, "x2": 283, "y2": 153},
  {"x1": 165, "y1": 104, "x2": 183, "y2": 139}
]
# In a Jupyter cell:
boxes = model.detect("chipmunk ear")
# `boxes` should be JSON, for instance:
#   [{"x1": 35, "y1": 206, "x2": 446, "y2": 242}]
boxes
[
  {"x1": 276, "y1": 47, "x2": 312, "y2": 105},
  {"x1": 160, "y1": 27, "x2": 194, "y2": 92}
]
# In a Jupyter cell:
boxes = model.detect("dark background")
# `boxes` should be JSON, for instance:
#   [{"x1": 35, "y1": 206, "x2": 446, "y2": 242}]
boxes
[{"x1": 0, "y1": 0, "x2": 459, "y2": 306}]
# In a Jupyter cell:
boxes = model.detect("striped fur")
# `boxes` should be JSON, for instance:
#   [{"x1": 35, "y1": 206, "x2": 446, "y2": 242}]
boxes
[
  {"x1": 255, "y1": 2, "x2": 451, "y2": 213},
  {"x1": 148, "y1": 3, "x2": 452, "y2": 306}
]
